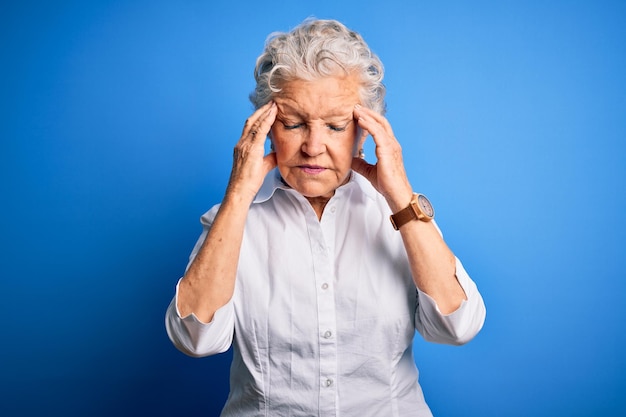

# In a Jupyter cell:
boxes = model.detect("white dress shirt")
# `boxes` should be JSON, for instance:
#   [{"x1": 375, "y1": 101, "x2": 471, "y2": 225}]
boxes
[{"x1": 166, "y1": 169, "x2": 486, "y2": 417}]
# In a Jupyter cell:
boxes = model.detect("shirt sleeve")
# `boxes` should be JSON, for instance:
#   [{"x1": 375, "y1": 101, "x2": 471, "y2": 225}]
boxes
[
  {"x1": 164, "y1": 204, "x2": 235, "y2": 357},
  {"x1": 164, "y1": 278, "x2": 235, "y2": 357},
  {"x1": 414, "y1": 257, "x2": 486, "y2": 345}
]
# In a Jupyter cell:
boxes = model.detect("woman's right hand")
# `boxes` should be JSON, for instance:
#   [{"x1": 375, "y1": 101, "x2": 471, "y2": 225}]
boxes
[{"x1": 226, "y1": 101, "x2": 278, "y2": 201}]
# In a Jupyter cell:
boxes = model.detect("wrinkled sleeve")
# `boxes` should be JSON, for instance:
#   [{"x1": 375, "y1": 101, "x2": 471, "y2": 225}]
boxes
[
  {"x1": 415, "y1": 257, "x2": 486, "y2": 345},
  {"x1": 165, "y1": 279, "x2": 235, "y2": 357},
  {"x1": 164, "y1": 205, "x2": 235, "y2": 357}
]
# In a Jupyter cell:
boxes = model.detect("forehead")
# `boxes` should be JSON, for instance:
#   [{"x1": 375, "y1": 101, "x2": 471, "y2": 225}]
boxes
[{"x1": 274, "y1": 75, "x2": 361, "y2": 118}]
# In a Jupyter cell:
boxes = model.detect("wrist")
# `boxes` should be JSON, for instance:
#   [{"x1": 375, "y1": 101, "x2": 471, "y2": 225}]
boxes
[
  {"x1": 224, "y1": 179, "x2": 260, "y2": 205},
  {"x1": 386, "y1": 189, "x2": 414, "y2": 214},
  {"x1": 389, "y1": 193, "x2": 435, "y2": 230}
]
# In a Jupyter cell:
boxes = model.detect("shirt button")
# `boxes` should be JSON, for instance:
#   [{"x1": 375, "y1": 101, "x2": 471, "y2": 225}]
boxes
[
  {"x1": 330, "y1": 206, "x2": 336, "y2": 213},
  {"x1": 323, "y1": 330, "x2": 332, "y2": 339},
  {"x1": 325, "y1": 378, "x2": 334, "y2": 387},
  {"x1": 321, "y1": 283, "x2": 329, "y2": 290}
]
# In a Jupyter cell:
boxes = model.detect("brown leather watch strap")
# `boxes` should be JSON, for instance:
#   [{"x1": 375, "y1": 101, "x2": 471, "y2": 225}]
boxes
[
  {"x1": 389, "y1": 193, "x2": 434, "y2": 230},
  {"x1": 389, "y1": 202, "x2": 420, "y2": 230}
]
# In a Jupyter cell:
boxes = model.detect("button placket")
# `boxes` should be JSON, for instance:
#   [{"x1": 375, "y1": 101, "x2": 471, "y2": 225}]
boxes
[{"x1": 305, "y1": 207, "x2": 337, "y2": 411}]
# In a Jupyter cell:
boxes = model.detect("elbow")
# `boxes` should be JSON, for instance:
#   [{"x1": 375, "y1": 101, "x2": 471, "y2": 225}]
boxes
[
  {"x1": 449, "y1": 300, "x2": 486, "y2": 346},
  {"x1": 166, "y1": 314, "x2": 233, "y2": 357},
  {"x1": 451, "y1": 302, "x2": 486, "y2": 346},
  {"x1": 164, "y1": 300, "x2": 234, "y2": 357},
  {"x1": 422, "y1": 324, "x2": 480, "y2": 346},
  {"x1": 176, "y1": 334, "x2": 233, "y2": 358},
  {"x1": 441, "y1": 322, "x2": 484, "y2": 346},
  {"x1": 419, "y1": 297, "x2": 487, "y2": 346}
]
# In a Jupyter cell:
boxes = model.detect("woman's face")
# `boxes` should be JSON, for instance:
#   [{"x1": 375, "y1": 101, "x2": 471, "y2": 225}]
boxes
[{"x1": 271, "y1": 74, "x2": 363, "y2": 200}]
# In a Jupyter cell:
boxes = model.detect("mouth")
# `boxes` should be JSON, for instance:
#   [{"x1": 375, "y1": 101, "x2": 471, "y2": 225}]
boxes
[{"x1": 299, "y1": 164, "x2": 326, "y2": 175}]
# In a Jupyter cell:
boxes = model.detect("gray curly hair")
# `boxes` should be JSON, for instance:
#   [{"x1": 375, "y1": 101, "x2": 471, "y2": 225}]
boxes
[{"x1": 250, "y1": 18, "x2": 386, "y2": 114}]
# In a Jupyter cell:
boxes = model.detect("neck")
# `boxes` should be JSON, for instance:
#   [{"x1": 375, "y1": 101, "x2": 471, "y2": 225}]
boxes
[{"x1": 306, "y1": 195, "x2": 332, "y2": 220}]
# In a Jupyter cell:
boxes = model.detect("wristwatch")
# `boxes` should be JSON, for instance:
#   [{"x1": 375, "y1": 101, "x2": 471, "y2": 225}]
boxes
[{"x1": 390, "y1": 193, "x2": 434, "y2": 230}]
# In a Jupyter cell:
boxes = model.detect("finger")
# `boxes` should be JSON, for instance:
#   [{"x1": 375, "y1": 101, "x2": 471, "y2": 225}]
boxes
[
  {"x1": 354, "y1": 104, "x2": 393, "y2": 133},
  {"x1": 253, "y1": 102, "x2": 277, "y2": 142},
  {"x1": 241, "y1": 101, "x2": 276, "y2": 140},
  {"x1": 354, "y1": 105, "x2": 395, "y2": 146},
  {"x1": 246, "y1": 106, "x2": 275, "y2": 143},
  {"x1": 355, "y1": 111, "x2": 391, "y2": 142}
]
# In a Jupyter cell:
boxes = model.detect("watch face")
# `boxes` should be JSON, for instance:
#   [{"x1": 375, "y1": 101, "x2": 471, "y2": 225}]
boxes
[{"x1": 417, "y1": 194, "x2": 434, "y2": 218}]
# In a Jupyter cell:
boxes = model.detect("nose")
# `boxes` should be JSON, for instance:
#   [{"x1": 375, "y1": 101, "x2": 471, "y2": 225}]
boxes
[{"x1": 301, "y1": 125, "x2": 327, "y2": 157}]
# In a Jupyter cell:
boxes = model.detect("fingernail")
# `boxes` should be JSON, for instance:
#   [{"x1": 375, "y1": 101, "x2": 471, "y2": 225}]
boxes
[{"x1": 355, "y1": 104, "x2": 361, "y2": 109}]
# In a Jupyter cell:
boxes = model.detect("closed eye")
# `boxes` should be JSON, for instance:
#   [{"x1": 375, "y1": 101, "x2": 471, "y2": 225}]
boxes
[
  {"x1": 328, "y1": 124, "x2": 347, "y2": 132},
  {"x1": 281, "y1": 120, "x2": 350, "y2": 131},
  {"x1": 328, "y1": 119, "x2": 353, "y2": 132}
]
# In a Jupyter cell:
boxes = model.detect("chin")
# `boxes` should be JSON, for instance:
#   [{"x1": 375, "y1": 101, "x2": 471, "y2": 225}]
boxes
[{"x1": 292, "y1": 183, "x2": 337, "y2": 199}]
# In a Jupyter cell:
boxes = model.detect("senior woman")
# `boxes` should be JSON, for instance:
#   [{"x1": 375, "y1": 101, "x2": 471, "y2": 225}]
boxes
[{"x1": 166, "y1": 18, "x2": 486, "y2": 416}]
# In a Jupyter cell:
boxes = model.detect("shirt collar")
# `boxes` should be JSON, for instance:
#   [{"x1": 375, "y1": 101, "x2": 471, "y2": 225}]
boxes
[
  {"x1": 253, "y1": 168, "x2": 378, "y2": 204},
  {"x1": 253, "y1": 169, "x2": 291, "y2": 204}
]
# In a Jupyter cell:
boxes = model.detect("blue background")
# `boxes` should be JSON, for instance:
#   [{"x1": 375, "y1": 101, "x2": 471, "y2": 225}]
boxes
[{"x1": 2, "y1": 1, "x2": 625, "y2": 416}]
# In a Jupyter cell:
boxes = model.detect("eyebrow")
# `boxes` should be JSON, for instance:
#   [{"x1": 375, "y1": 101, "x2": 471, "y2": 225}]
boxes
[{"x1": 277, "y1": 103, "x2": 353, "y2": 120}]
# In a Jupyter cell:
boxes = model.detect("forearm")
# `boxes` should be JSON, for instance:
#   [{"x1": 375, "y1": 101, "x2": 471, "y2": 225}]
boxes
[
  {"x1": 176, "y1": 102, "x2": 277, "y2": 323},
  {"x1": 177, "y1": 191, "x2": 251, "y2": 323},
  {"x1": 399, "y1": 219, "x2": 466, "y2": 314},
  {"x1": 415, "y1": 257, "x2": 486, "y2": 345},
  {"x1": 352, "y1": 105, "x2": 470, "y2": 315},
  {"x1": 388, "y1": 194, "x2": 466, "y2": 315}
]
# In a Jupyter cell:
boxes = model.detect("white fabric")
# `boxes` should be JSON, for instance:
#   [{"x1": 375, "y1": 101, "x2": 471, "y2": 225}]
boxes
[{"x1": 166, "y1": 169, "x2": 486, "y2": 416}]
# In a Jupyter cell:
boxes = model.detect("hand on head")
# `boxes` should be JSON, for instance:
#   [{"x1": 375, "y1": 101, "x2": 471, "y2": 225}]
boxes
[
  {"x1": 227, "y1": 101, "x2": 278, "y2": 201},
  {"x1": 352, "y1": 105, "x2": 413, "y2": 210}
]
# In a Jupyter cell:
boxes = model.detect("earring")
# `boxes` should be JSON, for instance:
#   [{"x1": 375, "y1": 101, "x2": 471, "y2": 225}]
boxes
[{"x1": 358, "y1": 149, "x2": 365, "y2": 159}]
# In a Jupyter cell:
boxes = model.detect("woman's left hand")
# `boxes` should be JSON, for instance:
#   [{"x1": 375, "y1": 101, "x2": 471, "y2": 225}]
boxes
[{"x1": 351, "y1": 105, "x2": 414, "y2": 212}]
